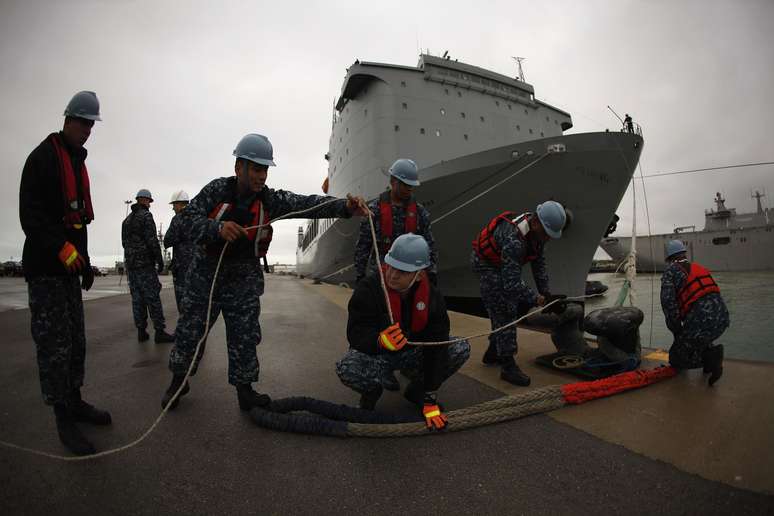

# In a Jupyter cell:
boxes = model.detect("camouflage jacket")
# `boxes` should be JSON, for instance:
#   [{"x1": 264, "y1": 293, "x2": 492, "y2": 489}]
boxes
[
  {"x1": 163, "y1": 210, "x2": 198, "y2": 275},
  {"x1": 353, "y1": 194, "x2": 437, "y2": 278},
  {"x1": 122, "y1": 204, "x2": 162, "y2": 270},
  {"x1": 183, "y1": 176, "x2": 353, "y2": 260},
  {"x1": 660, "y1": 260, "x2": 726, "y2": 335},
  {"x1": 471, "y1": 216, "x2": 549, "y2": 305}
]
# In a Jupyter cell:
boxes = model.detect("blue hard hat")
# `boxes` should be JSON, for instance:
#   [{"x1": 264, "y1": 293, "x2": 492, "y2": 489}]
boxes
[
  {"x1": 666, "y1": 240, "x2": 687, "y2": 259},
  {"x1": 536, "y1": 200, "x2": 566, "y2": 239},
  {"x1": 385, "y1": 233, "x2": 430, "y2": 272},
  {"x1": 64, "y1": 91, "x2": 101, "y2": 121},
  {"x1": 233, "y1": 133, "x2": 276, "y2": 167},
  {"x1": 136, "y1": 189, "x2": 153, "y2": 201},
  {"x1": 388, "y1": 158, "x2": 420, "y2": 186}
]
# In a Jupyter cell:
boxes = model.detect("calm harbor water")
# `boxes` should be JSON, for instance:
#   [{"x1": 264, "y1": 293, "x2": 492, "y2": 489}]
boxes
[{"x1": 586, "y1": 271, "x2": 774, "y2": 363}]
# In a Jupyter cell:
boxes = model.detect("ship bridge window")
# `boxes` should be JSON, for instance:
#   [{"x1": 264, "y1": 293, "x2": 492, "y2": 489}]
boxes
[
  {"x1": 440, "y1": 108, "x2": 446, "y2": 116},
  {"x1": 420, "y1": 128, "x2": 425, "y2": 135},
  {"x1": 712, "y1": 237, "x2": 731, "y2": 245}
]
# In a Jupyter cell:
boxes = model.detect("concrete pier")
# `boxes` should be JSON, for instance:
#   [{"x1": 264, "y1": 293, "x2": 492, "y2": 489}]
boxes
[{"x1": 1, "y1": 275, "x2": 772, "y2": 514}]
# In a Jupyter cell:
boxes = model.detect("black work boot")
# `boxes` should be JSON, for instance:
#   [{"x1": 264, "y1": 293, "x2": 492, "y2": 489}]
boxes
[
  {"x1": 138, "y1": 328, "x2": 150, "y2": 342},
  {"x1": 703, "y1": 345, "x2": 724, "y2": 387},
  {"x1": 482, "y1": 342, "x2": 499, "y2": 365},
  {"x1": 403, "y1": 381, "x2": 424, "y2": 406},
  {"x1": 161, "y1": 374, "x2": 190, "y2": 410},
  {"x1": 54, "y1": 404, "x2": 95, "y2": 456},
  {"x1": 155, "y1": 330, "x2": 175, "y2": 344},
  {"x1": 500, "y1": 357, "x2": 531, "y2": 386},
  {"x1": 236, "y1": 384, "x2": 272, "y2": 411},
  {"x1": 382, "y1": 371, "x2": 400, "y2": 391},
  {"x1": 358, "y1": 386, "x2": 383, "y2": 411},
  {"x1": 70, "y1": 389, "x2": 112, "y2": 425}
]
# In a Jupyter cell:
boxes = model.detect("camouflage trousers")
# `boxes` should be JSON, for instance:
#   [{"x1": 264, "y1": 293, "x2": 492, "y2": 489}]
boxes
[
  {"x1": 126, "y1": 266, "x2": 166, "y2": 331},
  {"x1": 478, "y1": 269, "x2": 532, "y2": 358},
  {"x1": 172, "y1": 269, "x2": 187, "y2": 313},
  {"x1": 336, "y1": 339, "x2": 471, "y2": 394},
  {"x1": 27, "y1": 276, "x2": 85, "y2": 405},
  {"x1": 169, "y1": 258, "x2": 263, "y2": 385},
  {"x1": 669, "y1": 296, "x2": 730, "y2": 369}
]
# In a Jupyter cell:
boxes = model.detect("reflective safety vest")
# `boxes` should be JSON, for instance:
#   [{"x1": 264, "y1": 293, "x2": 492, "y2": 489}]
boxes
[
  {"x1": 208, "y1": 198, "x2": 273, "y2": 258},
  {"x1": 472, "y1": 211, "x2": 538, "y2": 266},
  {"x1": 677, "y1": 262, "x2": 720, "y2": 319},
  {"x1": 382, "y1": 265, "x2": 430, "y2": 333},
  {"x1": 379, "y1": 191, "x2": 418, "y2": 254}
]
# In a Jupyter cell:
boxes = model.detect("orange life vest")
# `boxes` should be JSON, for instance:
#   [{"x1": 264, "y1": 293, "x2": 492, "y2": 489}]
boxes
[
  {"x1": 382, "y1": 265, "x2": 430, "y2": 333},
  {"x1": 379, "y1": 191, "x2": 418, "y2": 254},
  {"x1": 677, "y1": 262, "x2": 720, "y2": 319},
  {"x1": 50, "y1": 133, "x2": 94, "y2": 228},
  {"x1": 208, "y1": 198, "x2": 272, "y2": 258},
  {"x1": 472, "y1": 211, "x2": 538, "y2": 266}
]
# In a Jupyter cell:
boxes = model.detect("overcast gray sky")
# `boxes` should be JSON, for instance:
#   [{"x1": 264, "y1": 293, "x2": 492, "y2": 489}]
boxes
[{"x1": 2, "y1": 0, "x2": 773, "y2": 266}]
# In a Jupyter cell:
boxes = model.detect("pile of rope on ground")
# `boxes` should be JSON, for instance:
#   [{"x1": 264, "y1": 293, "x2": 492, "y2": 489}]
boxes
[{"x1": 249, "y1": 366, "x2": 677, "y2": 437}]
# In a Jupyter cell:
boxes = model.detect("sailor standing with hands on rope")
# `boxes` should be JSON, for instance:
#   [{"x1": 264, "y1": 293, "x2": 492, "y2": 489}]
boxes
[
  {"x1": 163, "y1": 133, "x2": 368, "y2": 411},
  {"x1": 337, "y1": 234, "x2": 470, "y2": 430},
  {"x1": 471, "y1": 200, "x2": 569, "y2": 387}
]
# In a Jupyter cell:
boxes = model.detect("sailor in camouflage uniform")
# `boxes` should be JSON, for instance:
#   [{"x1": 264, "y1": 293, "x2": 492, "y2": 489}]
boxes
[
  {"x1": 163, "y1": 190, "x2": 198, "y2": 312},
  {"x1": 337, "y1": 234, "x2": 469, "y2": 431},
  {"x1": 163, "y1": 133, "x2": 367, "y2": 412},
  {"x1": 471, "y1": 201, "x2": 568, "y2": 386},
  {"x1": 122, "y1": 189, "x2": 175, "y2": 343},
  {"x1": 661, "y1": 240, "x2": 729, "y2": 385},
  {"x1": 19, "y1": 91, "x2": 111, "y2": 456},
  {"x1": 353, "y1": 159, "x2": 437, "y2": 285}
]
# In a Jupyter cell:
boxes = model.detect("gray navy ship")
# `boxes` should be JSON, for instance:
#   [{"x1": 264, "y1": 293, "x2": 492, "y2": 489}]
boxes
[
  {"x1": 296, "y1": 54, "x2": 644, "y2": 301},
  {"x1": 601, "y1": 191, "x2": 774, "y2": 272}
]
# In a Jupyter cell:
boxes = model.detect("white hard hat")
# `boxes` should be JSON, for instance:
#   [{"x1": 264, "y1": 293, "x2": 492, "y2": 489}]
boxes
[{"x1": 169, "y1": 190, "x2": 190, "y2": 204}]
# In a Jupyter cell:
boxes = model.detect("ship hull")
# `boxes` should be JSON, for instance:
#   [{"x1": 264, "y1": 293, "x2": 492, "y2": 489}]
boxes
[
  {"x1": 297, "y1": 131, "x2": 642, "y2": 298},
  {"x1": 601, "y1": 225, "x2": 774, "y2": 273}
]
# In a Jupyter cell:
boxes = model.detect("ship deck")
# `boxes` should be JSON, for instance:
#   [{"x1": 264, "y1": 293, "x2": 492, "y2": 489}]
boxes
[{"x1": 1, "y1": 275, "x2": 772, "y2": 514}]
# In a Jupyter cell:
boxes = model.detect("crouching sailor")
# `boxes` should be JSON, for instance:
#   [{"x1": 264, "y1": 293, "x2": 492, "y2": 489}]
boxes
[
  {"x1": 164, "y1": 133, "x2": 367, "y2": 411},
  {"x1": 336, "y1": 234, "x2": 470, "y2": 431},
  {"x1": 471, "y1": 200, "x2": 568, "y2": 386},
  {"x1": 661, "y1": 240, "x2": 729, "y2": 385}
]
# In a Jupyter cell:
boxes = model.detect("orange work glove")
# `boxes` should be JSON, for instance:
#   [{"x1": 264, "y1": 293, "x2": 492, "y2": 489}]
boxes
[
  {"x1": 422, "y1": 403, "x2": 448, "y2": 431},
  {"x1": 58, "y1": 241, "x2": 85, "y2": 273},
  {"x1": 378, "y1": 323, "x2": 407, "y2": 352}
]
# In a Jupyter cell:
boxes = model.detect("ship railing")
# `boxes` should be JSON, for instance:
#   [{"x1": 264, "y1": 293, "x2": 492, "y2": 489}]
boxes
[{"x1": 621, "y1": 121, "x2": 643, "y2": 137}]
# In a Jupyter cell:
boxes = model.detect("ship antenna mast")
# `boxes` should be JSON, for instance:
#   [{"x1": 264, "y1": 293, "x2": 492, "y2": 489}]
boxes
[
  {"x1": 511, "y1": 56, "x2": 526, "y2": 82},
  {"x1": 752, "y1": 189, "x2": 765, "y2": 214}
]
